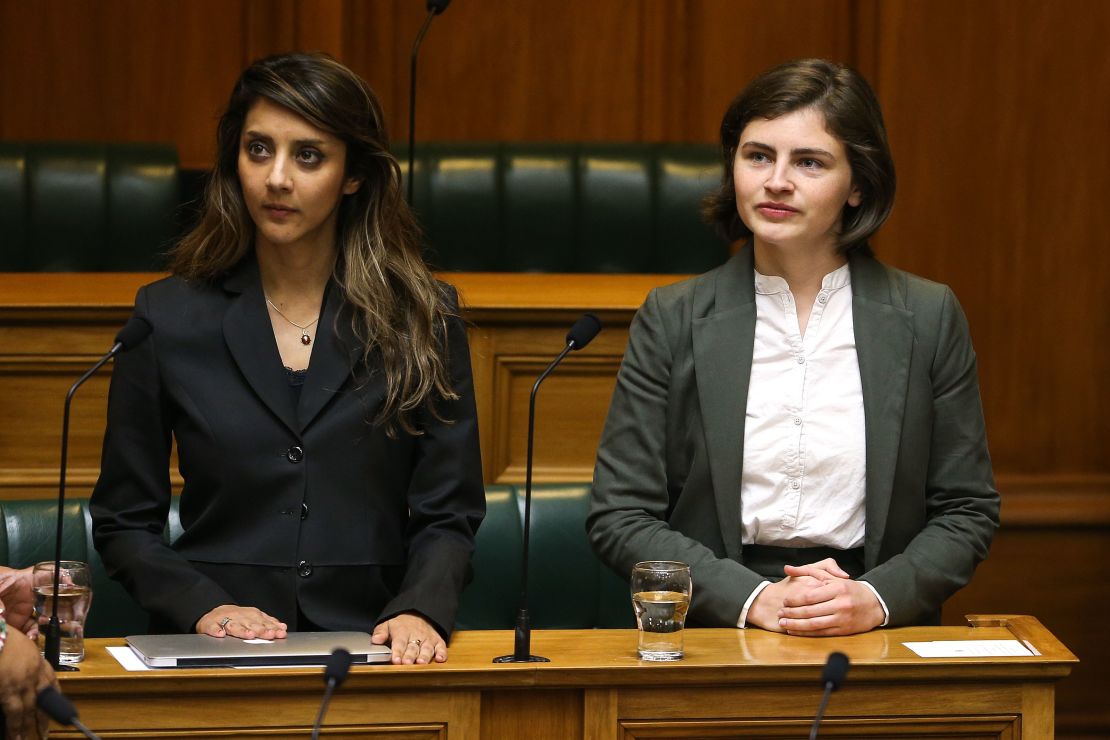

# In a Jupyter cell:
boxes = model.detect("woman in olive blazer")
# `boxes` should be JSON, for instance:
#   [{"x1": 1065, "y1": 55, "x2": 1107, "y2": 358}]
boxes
[
  {"x1": 588, "y1": 59, "x2": 999, "y2": 634},
  {"x1": 587, "y1": 245, "x2": 999, "y2": 628}
]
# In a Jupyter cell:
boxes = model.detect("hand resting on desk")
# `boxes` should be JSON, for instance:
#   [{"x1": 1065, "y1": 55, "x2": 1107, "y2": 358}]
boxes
[
  {"x1": 196, "y1": 605, "x2": 288, "y2": 640},
  {"x1": 748, "y1": 558, "x2": 885, "y2": 636}
]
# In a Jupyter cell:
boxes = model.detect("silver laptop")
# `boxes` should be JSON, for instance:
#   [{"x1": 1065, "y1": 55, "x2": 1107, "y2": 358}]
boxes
[{"x1": 126, "y1": 631, "x2": 392, "y2": 668}]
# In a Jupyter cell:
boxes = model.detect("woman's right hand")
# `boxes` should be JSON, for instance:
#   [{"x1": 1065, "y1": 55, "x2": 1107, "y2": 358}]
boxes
[{"x1": 196, "y1": 605, "x2": 288, "y2": 640}]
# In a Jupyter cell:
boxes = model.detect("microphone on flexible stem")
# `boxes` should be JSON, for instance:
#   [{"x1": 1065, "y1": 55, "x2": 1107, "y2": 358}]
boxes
[
  {"x1": 45, "y1": 316, "x2": 152, "y2": 672},
  {"x1": 406, "y1": 0, "x2": 452, "y2": 205},
  {"x1": 809, "y1": 651, "x2": 850, "y2": 740},
  {"x1": 312, "y1": 648, "x2": 353, "y2": 740},
  {"x1": 37, "y1": 686, "x2": 102, "y2": 739},
  {"x1": 494, "y1": 313, "x2": 602, "y2": 664}
]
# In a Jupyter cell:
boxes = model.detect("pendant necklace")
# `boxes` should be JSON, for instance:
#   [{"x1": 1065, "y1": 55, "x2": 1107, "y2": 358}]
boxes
[{"x1": 265, "y1": 297, "x2": 319, "y2": 345}]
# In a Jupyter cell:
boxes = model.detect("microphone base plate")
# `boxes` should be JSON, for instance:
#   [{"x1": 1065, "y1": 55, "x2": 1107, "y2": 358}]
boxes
[{"x1": 492, "y1": 654, "x2": 550, "y2": 663}]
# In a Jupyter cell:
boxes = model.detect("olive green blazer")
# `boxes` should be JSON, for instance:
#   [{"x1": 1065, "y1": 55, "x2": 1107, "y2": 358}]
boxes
[{"x1": 587, "y1": 246, "x2": 1000, "y2": 627}]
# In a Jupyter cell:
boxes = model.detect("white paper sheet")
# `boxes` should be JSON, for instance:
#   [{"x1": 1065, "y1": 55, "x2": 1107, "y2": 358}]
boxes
[
  {"x1": 106, "y1": 645, "x2": 152, "y2": 671},
  {"x1": 902, "y1": 639, "x2": 1034, "y2": 657}
]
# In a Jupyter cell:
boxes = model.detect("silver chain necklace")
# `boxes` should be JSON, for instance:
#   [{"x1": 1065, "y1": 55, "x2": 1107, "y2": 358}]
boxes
[{"x1": 265, "y1": 297, "x2": 320, "y2": 346}]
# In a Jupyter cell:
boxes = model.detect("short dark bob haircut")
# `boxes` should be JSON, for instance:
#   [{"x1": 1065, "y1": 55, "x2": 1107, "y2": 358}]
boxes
[{"x1": 703, "y1": 58, "x2": 896, "y2": 255}]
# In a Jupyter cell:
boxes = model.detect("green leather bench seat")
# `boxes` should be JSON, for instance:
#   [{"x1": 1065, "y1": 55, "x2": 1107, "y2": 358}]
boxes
[
  {"x1": 0, "y1": 485, "x2": 632, "y2": 637},
  {"x1": 398, "y1": 142, "x2": 727, "y2": 273},
  {"x1": 0, "y1": 142, "x2": 181, "y2": 271}
]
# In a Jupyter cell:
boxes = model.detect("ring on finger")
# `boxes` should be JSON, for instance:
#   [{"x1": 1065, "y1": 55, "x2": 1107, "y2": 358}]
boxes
[
  {"x1": 218, "y1": 616, "x2": 233, "y2": 630},
  {"x1": 408, "y1": 638, "x2": 423, "y2": 646}
]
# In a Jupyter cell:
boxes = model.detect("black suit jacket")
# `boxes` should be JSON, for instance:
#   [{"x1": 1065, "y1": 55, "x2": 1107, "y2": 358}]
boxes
[{"x1": 90, "y1": 259, "x2": 485, "y2": 636}]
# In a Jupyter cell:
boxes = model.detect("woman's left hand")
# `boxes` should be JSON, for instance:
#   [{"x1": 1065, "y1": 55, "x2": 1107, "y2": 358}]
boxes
[{"x1": 371, "y1": 613, "x2": 447, "y2": 665}]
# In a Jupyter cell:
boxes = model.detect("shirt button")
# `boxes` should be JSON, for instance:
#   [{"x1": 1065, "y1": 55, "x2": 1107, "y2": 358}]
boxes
[
  {"x1": 790, "y1": 479, "x2": 801, "y2": 490},
  {"x1": 300, "y1": 502, "x2": 309, "y2": 521},
  {"x1": 796, "y1": 356, "x2": 805, "y2": 364},
  {"x1": 793, "y1": 416, "x2": 802, "y2": 425},
  {"x1": 298, "y1": 560, "x2": 313, "y2": 577},
  {"x1": 817, "y1": 293, "x2": 828, "y2": 304},
  {"x1": 286, "y1": 445, "x2": 304, "y2": 463}
]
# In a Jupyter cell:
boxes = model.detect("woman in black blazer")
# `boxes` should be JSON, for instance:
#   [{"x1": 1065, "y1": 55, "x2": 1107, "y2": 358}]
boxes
[{"x1": 90, "y1": 53, "x2": 485, "y2": 665}]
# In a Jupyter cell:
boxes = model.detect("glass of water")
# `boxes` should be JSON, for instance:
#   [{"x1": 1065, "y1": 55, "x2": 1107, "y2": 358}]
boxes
[
  {"x1": 631, "y1": 561, "x2": 692, "y2": 661},
  {"x1": 33, "y1": 560, "x2": 93, "y2": 663}
]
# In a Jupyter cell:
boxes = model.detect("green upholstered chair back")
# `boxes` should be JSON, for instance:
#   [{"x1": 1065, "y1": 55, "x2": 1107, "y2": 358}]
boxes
[
  {"x1": 0, "y1": 485, "x2": 631, "y2": 637},
  {"x1": 0, "y1": 141, "x2": 180, "y2": 271},
  {"x1": 454, "y1": 484, "x2": 633, "y2": 630},
  {"x1": 0, "y1": 499, "x2": 151, "y2": 638},
  {"x1": 398, "y1": 143, "x2": 727, "y2": 273},
  {"x1": 1, "y1": 140, "x2": 722, "y2": 274}
]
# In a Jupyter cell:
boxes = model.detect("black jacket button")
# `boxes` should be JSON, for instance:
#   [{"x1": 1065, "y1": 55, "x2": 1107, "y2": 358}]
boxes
[
  {"x1": 286, "y1": 445, "x2": 304, "y2": 463},
  {"x1": 300, "y1": 502, "x2": 309, "y2": 520},
  {"x1": 298, "y1": 560, "x2": 313, "y2": 577}
]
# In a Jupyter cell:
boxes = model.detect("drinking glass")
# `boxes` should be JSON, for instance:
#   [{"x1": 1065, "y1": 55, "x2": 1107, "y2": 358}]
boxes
[
  {"x1": 631, "y1": 561, "x2": 692, "y2": 661},
  {"x1": 32, "y1": 560, "x2": 93, "y2": 663}
]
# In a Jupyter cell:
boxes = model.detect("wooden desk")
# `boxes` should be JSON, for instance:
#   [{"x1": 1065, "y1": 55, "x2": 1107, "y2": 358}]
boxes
[
  {"x1": 55, "y1": 615, "x2": 1075, "y2": 739},
  {"x1": 5, "y1": 273, "x2": 1104, "y2": 734}
]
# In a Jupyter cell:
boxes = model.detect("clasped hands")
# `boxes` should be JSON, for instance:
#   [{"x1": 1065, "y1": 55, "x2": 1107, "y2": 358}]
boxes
[
  {"x1": 747, "y1": 558, "x2": 884, "y2": 636},
  {"x1": 197, "y1": 606, "x2": 446, "y2": 664}
]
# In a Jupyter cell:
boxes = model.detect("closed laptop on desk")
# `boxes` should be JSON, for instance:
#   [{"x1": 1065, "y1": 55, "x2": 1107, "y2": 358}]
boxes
[{"x1": 126, "y1": 631, "x2": 390, "y2": 667}]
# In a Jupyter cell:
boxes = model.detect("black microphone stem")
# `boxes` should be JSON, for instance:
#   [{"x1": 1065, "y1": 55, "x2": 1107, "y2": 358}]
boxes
[
  {"x1": 809, "y1": 682, "x2": 834, "y2": 740},
  {"x1": 407, "y1": 7, "x2": 437, "y2": 206},
  {"x1": 495, "y1": 342, "x2": 575, "y2": 663},
  {"x1": 521, "y1": 342, "x2": 573, "y2": 605},
  {"x1": 47, "y1": 344, "x2": 119, "y2": 671},
  {"x1": 71, "y1": 718, "x2": 101, "y2": 740},
  {"x1": 312, "y1": 679, "x2": 338, "y2": 740}
]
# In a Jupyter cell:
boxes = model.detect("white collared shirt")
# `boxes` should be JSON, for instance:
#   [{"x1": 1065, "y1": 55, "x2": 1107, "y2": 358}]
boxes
[
  {"x1": 742, "y1": 263, "x2": 866, "y2": 548},
  {"x1": 736, "y1": 263, "x2": 888, "y2": 627}
]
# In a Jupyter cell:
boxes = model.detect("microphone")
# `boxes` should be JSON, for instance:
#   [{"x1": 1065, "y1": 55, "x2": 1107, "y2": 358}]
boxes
[
  {"x1": 809, "y1": 651, "x2": 850, "y2": 739},
  {"x1": 406, "y1": 0, "x2": 453, "y2": 205},
  {"x1": 37, "y1": 687, "x2": 102, "y2": 739},
  {"x1": 494, "y1": 313, "x2": 602, "y2": 663},
  {"x1": 312, "y1": 648, "x2": 353, "y2": 740},
  {"x1": 45, "y1": 316, "x2": 153, "y2": 671}
]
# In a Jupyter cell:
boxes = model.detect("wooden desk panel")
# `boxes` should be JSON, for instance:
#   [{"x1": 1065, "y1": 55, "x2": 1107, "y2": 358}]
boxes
[
  {"x1": 54, "y1": 616, "x2": 1075, "y2": 738},
  {"x1": 0, "y1": 271, "x2": 677, "y2": 498}
]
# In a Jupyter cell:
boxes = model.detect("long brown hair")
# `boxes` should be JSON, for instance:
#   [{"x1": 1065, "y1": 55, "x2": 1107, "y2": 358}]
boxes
[
  {"x1": 703, "y1": 58, "x2": 896, "y2": 255},
  {"x1": 172, "y1": 52, "x2": 455, "y2": 435}
]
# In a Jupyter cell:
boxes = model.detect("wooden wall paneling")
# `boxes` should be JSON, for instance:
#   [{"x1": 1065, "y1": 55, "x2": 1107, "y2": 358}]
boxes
[
  {"x1": 0, "y1": 365, "x2": 111, "y2": 500},
  {"x1": 0, "y1": 0, "x2": 107, "y2": 140},
  {"x1": 0, "y1": 315, "x2": 119, "y2": 499},
  {"x1": 0, "y1": 0, "x2": 245, "y2": 169},
  {"x1": 638, "y1": 0, "x2": 693, "y2": 142},
  {"x1": 243, "y1": 0, "x2": 299, "y2": 61},
  {"x1": 869, "y1": 0, "x2": 1110, "y2": 479},
  {"x1": 870, "y1": 4, "x2": 1110, "y2": 734},
  {"x1": 339, "y1": 0, "x2": 400, "y2": 128},
  {"x1": 368, "y1": 0, "x2": 649, "y2": 142},
  {"x1": 656, "y1": 0, "x2": 858, "y2": 143},
  {"x1": 243, "y1": 0, "x2": 351, "y2": 62},
  {"x1": 484, "y1": 324, "x2": 629, "y2": 484}
]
